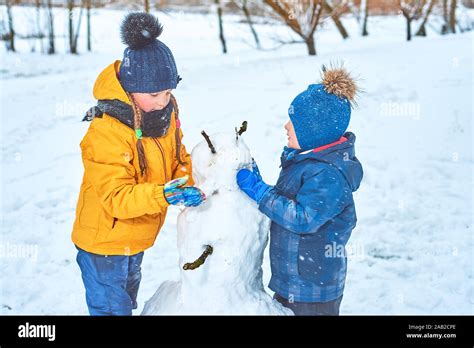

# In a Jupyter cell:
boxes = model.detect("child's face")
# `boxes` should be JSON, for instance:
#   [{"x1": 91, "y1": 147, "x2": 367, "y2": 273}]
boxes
[
  {"x1": 285, "y1": 120, "x2": 301, "y2": 150},
  {"x1": 131, "y1": 89, "x2": 172, "y2": 112}
]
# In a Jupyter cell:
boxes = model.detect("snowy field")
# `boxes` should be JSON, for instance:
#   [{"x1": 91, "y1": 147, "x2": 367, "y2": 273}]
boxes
[{"x1": 1, "y1": 6, "x2": 473, "y2": 315}]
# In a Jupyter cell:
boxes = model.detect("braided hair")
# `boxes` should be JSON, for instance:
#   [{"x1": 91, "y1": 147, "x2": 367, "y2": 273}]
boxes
[
  {"x1": 170, "y1": 94, "x2": 187, "y2": 167},
  {"x1": 127, "y1": 92, "x2": 187, "y2": 178}
]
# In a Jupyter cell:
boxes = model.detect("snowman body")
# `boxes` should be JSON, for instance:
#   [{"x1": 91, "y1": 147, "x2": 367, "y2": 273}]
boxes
[{"x1": 142, "y1": 132, "x2": 291, "y2": 315}]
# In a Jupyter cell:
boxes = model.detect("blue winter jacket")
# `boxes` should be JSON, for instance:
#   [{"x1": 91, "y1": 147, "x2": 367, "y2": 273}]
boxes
[{"x1": 259, "y1": 132, "x2": 363, "y2": 303}]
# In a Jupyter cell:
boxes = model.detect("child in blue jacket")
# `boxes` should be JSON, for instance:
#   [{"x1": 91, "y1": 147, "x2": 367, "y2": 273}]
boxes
[{"x1": 236, "y1": 65, "x2": 363, "y2": 315}]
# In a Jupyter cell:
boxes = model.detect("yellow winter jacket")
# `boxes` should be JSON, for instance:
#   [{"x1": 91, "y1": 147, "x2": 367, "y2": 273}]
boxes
[{"x1": 71, "y1": 61, "x2": 194, "y2": 255}]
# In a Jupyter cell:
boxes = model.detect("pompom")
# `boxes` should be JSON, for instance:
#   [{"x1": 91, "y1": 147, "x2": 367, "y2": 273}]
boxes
[
  {"x1": 321, "y1": 63, "x2": 358, "y2": 103},
  {"x1": 120, "y1": 12, "x2": 163, "y2": 49}
]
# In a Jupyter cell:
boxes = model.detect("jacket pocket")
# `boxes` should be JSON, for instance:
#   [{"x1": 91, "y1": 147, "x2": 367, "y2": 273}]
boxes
[
  {"x1": 112, "y1": 217, "x2": 118, "y2": 229},
  {"x1": 96, "y1": 216, "x2": 134, "y2": 246},
  {"x1": 78, "y1": 187, "x2": 101, "y2": 230}
]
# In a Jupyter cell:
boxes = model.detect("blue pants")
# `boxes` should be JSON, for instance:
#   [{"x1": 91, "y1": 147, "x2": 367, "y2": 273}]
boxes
[
  {"x1": 75, "y1": 246, "x2": 144, "y2": 316},
  {"x1": 274, "y1": 293, "x2": 343, "y2": 316}
]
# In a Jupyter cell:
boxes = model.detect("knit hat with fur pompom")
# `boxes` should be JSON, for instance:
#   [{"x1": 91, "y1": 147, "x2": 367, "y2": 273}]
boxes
[{"x1": 288, "y1": 63, "x2": 359, "y2": 151}]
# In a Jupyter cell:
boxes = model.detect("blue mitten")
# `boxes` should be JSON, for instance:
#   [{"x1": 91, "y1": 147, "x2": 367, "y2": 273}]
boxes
[{"x1": 236, "y1": 160, "x2": 272, "y2": 204}]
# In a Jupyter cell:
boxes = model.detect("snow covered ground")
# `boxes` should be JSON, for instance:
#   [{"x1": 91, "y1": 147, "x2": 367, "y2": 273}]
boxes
[{"x1": 1, "y1": 6, "x2": 472, "y2": 315}]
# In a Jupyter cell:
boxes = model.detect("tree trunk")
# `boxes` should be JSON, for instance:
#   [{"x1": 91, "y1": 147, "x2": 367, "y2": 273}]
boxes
[
  {"x1": 215, "y1": 0, "x2": 227, "y2": 54},
  {"x1": 416, "y1": 24, "x2": 426, "y2": 36},
  {"x1": 144, "y1": 0, "x2": 150, "y2": 13},
  {"x1": 449, "y1": 0, "x2": 457, "y2": 33},
  {"x1": 443, "y1": 0, "x2": 448, "y2": 22},
  {"x1": 241, "y1": 0, "x2": 261, "y2": 49},
  {"x1": 86, "y1": 0, "x2": 91, "y2": 51},
  {"x1": 362, "y1": 0, "x2": 369, "y2": 36},
  {"x1": 68, "y1": 0, "x2": 74, "y2": 53},
  {"x1": 441, "y1": 0, "x2": 449, "y2": 33},
  {"x1": 322, "y1": 0, "x2": 349, "y2": 39},
  {"x1": 68, "y1": 0, "x2": 83, "y2": 54},
  {"x1": 416, "y1": 0, "x2": 436, "y2": 36},
  {"x1": 72, "y1": 6, "x2": 84, "y2": 54},
  {"x1": 6, "y1": 0, "x2": 15, "y2": 52},
  {"x1": 306, "y1": 35, "x2": 316, "y2": 55},
  {"x1": 36, "y1": 0, "x2": 44, "y2": 53},
  {"x1": 406, "y1": 18, "x2": 412, "y2": 41},
  {"x1": 46, "y1": 0, "x2": 55, "y2": 54}
]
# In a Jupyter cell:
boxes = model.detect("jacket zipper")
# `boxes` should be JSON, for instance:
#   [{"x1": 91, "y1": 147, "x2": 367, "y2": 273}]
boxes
[{"x1": 152, "y1": 138, "x2": 169, "y2": 182}]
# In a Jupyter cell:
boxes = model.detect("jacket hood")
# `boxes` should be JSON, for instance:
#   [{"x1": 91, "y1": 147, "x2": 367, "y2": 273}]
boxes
[
  {"x1": 282, "y1": 132, "x2": 363, "y2": 192},
  {"x1": 93, "y1": 61, "x2": 130, "y2": 105}
]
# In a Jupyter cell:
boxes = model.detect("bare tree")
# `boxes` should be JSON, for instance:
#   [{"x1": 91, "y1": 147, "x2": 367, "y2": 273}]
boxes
[
  {"x1": 35, "y1": 0, "x2": 44, "y2": 53},
  {"x1": 449, "y1": 0, "x2": 457, "y2": 32},
  {"x1": 45, "y1": 0, "x2": 55, "y2": 54},
  {"x1": 5, "y1": 0, "x2": 15, "y2": 52},
  {"x1": 346, "y1": 0, "x2": 368, "y2": 35},
  {"x1": 399, "y1": 0, "x2": 429, "y2": 41},
  {"x1": 68, "y1": 0, "x2": 74, "y2": 52},
  {"x1": 263, "y1": 0, "x2": 323, "y2": 55},
  {"x1": 215, "y1": 0, "x2": 227, "y2": 54},
  {"x1": 441, "y1": 0, "x2": 458, "y2": 33},
  {"x1": 361, "y1": 0, "x2": 369, "y2": 36},
  {"x1": 322, "y1": 0, "x2": 349, "y2": 39},
  {"x1": 415, "y1": 0, "x2": 437, "y2": 36},
  {"x1": 85, "y1": 0, "x2": 91, "y2": 51},
  {"x1": 67, "y1": 0, "x2": 84, "y2": 54},
  {"x1": 237, "y1": 0, "x2": 261, "y2": 49},
  {"x1": 442, "y1": 0, "x2": 449, "y2": 32}
]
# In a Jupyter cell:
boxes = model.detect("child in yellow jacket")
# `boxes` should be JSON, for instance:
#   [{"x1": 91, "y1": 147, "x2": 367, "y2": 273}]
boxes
[{"x1": 71, "y1": 12, "x2": 205, "y2": 315}]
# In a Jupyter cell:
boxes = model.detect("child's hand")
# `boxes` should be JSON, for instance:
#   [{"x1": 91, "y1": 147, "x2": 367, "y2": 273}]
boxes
[
  {"x1": 236, "y1": 159, "x2": 272, "y2": 204},
  {"x1": 163, "y1": 175, "x2": 206, "y2": 207}
]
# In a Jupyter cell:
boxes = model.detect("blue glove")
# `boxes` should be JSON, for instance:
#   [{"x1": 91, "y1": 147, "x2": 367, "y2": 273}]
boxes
[
  {"x1": 236, "y1": 160, "x2": 272, "y2": 204},
  {"x1": 164, "y1": 175, "x2": 206, "y2": 207}
]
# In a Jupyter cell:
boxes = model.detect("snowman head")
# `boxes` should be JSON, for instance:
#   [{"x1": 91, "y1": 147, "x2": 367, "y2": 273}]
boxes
[{"x1": 191, "y1": 129, "x2": 252, "y2": 192}]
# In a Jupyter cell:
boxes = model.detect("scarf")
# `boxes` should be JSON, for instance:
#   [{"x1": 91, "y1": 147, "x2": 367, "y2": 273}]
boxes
[{"x1": 83, "y1": 99, "x2": 173, "y2": 138}]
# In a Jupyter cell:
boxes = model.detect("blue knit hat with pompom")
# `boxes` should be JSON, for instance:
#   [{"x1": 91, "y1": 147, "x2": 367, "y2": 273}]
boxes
[
  {"x1": 289, "y1": 64, "x2": 358, "y2": 151},
  {"x1": 119, "y1": 12, "x2": 180, "y2": 93}
]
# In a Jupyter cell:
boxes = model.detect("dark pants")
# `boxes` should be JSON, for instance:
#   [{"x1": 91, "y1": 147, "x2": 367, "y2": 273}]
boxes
[
  {"x1": 274, "y1": 293, "x2": 343, "y2": 316},
  {"x1": 76, "y1": 246, "x2": 144, "y2": 316}
]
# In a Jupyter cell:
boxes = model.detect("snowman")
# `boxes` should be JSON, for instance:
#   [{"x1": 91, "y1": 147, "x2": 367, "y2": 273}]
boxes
[{"x1": 142, "y1": 124, "x2": 291, "y2": 315}]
